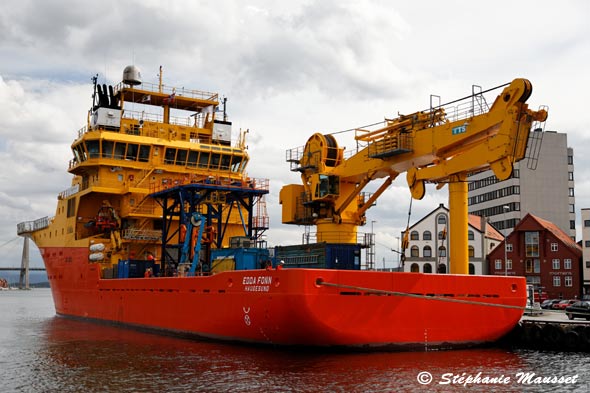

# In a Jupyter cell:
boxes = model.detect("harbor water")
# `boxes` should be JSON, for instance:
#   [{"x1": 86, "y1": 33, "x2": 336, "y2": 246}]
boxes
[{"x1": 1, "y1": 289, "x2": 588, "y2": 392}]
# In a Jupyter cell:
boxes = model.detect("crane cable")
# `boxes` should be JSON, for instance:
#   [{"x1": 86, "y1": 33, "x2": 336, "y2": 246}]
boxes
[
  {"x1": 0, "y1": 237, "x2": 19, "y2": 249},
  {"x1": 399, "y1": 195, "x2": 413, "y2": 267}
]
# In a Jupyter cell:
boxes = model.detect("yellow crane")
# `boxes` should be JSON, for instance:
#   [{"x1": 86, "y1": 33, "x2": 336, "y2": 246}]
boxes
[{"x1": 280, "y1": 78, "x2": 547, "y2": 274}]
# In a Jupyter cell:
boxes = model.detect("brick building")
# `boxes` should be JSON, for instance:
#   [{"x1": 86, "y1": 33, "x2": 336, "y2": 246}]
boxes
[{"x1": 488, "y1": 213, "x2": 582, "y2": 299}]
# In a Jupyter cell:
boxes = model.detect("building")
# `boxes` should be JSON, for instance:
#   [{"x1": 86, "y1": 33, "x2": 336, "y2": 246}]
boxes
[
  {"x1": 580, "y1": 209, "x2": 590, "y2": 295},
  {"x1": 488, "y1": 213, "x2": 582, "y2": 300},
  {"x1": 468, "y1": 131, "x2": 575, "y2": 238},
  {"x1": 402, "y1": 204, "x2": 503, "y2": 275}
]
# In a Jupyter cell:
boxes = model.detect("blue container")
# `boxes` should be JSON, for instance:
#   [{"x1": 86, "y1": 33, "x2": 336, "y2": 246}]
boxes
[
  {"x1": 117, "y1": 260, "x2": 129, "y2": 278},
  {"x1": 210, "y1": 248, "x2": 270, "y2": 271}
]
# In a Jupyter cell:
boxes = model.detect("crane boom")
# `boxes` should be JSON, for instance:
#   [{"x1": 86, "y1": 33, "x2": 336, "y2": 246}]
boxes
[{"x1": 280, "y1": 78, "x2": 547, "y2": 274}]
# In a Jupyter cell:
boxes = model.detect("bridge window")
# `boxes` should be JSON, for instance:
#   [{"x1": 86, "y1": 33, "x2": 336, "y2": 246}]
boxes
[
  {"x1": 165, "y1": 148, "x2": 176, "y2": 164},
  {"x1": 187, "y1": 151, "x2": 198, "y2": 167},
  {"x1": 198, "y1": 152, "x2": 210, "y2": 168},
  {"x1": 176, "y1": 149, "x2": 188, "y2": 166},
  {"x1": 220, "y1": 155, "x2": 231, "y2": 170},
  {"x1": 210, "y1": 153, "x2": 221, "y2": 170},
  {"x1": 114, "y1": 142, "x2": 126, "y2": 159},
  {"x1": 86, "y1": 140, "x2": 100, "y2": 158},
  {"x1": 102, "y1": 141, "x2": 114, "y2": 158},
  {"x1": 126, "y1": 143, "x2": 139, "y2": 160},
  {"x1": 138, "y1": 145, "x2": 151, "y2": 162}
]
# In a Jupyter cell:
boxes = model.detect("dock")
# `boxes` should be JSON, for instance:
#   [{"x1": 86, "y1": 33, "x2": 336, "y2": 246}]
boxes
[{"x1": 500, "y1": 309, "x2": 590, "y2": 351}]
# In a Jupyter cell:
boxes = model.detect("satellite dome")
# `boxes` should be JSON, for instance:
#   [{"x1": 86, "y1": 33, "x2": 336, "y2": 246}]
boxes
[{"x1": 122, "y1": 65, "x2": 142, "y2": 85}]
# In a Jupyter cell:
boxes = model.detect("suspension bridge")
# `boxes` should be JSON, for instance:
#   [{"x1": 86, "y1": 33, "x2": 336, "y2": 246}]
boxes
[{"x1": 0, "y1": 236, "x2": 45, "y2": 290}]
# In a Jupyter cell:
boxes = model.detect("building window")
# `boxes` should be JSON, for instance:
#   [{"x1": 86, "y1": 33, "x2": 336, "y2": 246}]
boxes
[
  {"x1": 423, "y1": 246, "x2": 432, "y2": 257},
  {"x1": 551, "y1": 243, "x2": 558, "y2": 252},
  {"x1": 468, "y1": 230, "x2": 474, "y2": 240},
  {"x1": 564, "y1": 259, "x2": 572, "y2": 269},
  {"x1": 585, "y1": 220, "x2": 590, "y2": 227},
  {"x1": 411, "y1": 263, "x2": 419, "y2": 272},
  {"x1": 526, "y1": 259, "x2": 540, "y2": 273},
  {"x1": 423, "y1": 231, "x2": 432, "y2": 240},
  {"x1": 587, "y1": 261, "x2": 590, "y2": 268},
  {"x1": 423, "y1": 263, "x2": 432, "y2": 273},
  {"x1": 468, "y1": 246, "x2": 475, "y2": 258},
  {"x1": 490, "y1": 243, "x2": 495, "y2": 250},
  {"x1": 569, "y1": 188, "x2": 575, "y2": 197},
  {"x1": 506, "y1": 259, "x2": 512, "y2": 270},
  {"x1": 411, "y1": 246, "x2": 419, "y2": 257},
  {"x1": 495, "y1": 259, "x2": 502, "y2": 270},
  {"x1": 586, "y1": 241, "x2": 590, "y2": 248},
  {"x1": 552, "y1": 259, "x2": 560, "y2": 269},
  {"x1": 569, "y1": 204, "x2": 575, "y2": 213},
  {"x1": 437, "y1": 215, "x2": 447, "y2": 225},
  {"x1": 506, "y1": 243, "x2": 513, "y2": 252},
  {"x1": 569, "y1": 172, "x2": 574, "y2": 181},
  {"x1": 553, "y1": 276, "x2": 561, "y2": 287},
  {"x1": 410, "y1": 231, "x2": 419, "y2": 240},
  {"x1": 571, "y1": 220, "x2": 576, "y2": 230},
  {"x1": 525, "y1": 232, "x2": 539, "y2": 257},
  {"x1": 568, "y1": 155, "x2": 573, "y2": 165},
  {"x1": 438, "y1": 246, "x2": 446, "y2": 257},
  {"x1": 565, "y1": 276, "x2": 573, "y2": 287},
  {"x1": 513, "y1": 169, "x2": 519, "y2": 178},
  {"x1": 438, "y1": 230, "x2": 447, "y2": 240}
]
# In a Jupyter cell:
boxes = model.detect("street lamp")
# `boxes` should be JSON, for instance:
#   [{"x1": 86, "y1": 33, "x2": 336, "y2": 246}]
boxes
[
  {"x1": 503, "y1": 205, "x2": 510, "y2": 276},
  {"x1": 395, "y1": 236, "x2": 400, "y2": 268}
]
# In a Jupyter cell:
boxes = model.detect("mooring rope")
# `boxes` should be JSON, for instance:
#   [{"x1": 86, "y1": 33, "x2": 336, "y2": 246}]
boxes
[{"x1": 317, "y1": 280, "x2": 526, "y2": 310}]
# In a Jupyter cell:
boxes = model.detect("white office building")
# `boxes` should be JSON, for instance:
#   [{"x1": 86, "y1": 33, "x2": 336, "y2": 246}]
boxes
[{"x1": 468, "y1": 131, "x2": 575, "y2": 239}]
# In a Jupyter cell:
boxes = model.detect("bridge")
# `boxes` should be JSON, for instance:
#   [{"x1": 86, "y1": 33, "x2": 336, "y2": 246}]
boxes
[
  {"x1": 0, "y1": 267, "x2": 46, "y2": 271},
  {"x1": 4, "y1": 224, "x2": 48, "y2": 289}
]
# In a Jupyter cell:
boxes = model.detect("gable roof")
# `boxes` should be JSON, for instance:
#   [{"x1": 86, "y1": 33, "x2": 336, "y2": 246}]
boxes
[
  {"x1": 514, "y1": 213, "x2": 581, "y2": 255},
  {"x1": 407, "y1": 203, "x2": 504, "y2": 240},
  {"x1": 467, "y1": 214, "x2": 504, "y2": 241}
]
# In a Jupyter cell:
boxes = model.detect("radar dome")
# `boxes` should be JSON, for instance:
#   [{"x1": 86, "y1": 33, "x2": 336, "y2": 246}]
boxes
[{"x1": 122, "y1": 65, "x2": 142, "y2": 85}]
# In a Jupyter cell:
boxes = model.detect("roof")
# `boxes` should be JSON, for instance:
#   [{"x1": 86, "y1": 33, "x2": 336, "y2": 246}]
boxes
[
  {"x1": 407, "y1": 203, "x2": 504, "y2": 240},
  {"x1": 467, "y1": 214, "x2": 504, "y2": 241},
  {"x1": 527, "y1": 214, "x2": 582, "y2": 255}
]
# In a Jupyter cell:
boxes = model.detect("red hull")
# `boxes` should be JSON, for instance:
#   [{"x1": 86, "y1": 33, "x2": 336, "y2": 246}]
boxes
[{"x1": 43, "y1": 246, "x2": 526, "y2": 350}]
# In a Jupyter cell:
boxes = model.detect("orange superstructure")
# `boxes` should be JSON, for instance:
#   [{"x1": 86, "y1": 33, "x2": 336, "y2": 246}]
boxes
[{"x1": 17, "y1": 66, "x2": 535, "y2": 350}]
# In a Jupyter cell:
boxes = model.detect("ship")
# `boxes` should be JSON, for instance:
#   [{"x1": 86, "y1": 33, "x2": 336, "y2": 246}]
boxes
[{"x1": 17, "y1": 66, "x2": 547, "y2": 350}]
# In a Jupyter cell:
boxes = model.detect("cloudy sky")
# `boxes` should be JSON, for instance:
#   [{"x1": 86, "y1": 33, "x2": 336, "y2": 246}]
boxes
[{"x1": 1, "y1": 0, "x2": 589, "y2": 269}]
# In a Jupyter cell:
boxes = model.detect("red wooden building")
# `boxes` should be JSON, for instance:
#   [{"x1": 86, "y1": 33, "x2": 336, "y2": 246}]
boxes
[{"x1": 488, "y1": 213, "x2": 582, "y2": 300}]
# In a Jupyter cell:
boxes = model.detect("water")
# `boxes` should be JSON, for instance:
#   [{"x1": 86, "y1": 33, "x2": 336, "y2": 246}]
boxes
[{"x1": 1, "y1": 289, "x2": 589, "y2": 392}]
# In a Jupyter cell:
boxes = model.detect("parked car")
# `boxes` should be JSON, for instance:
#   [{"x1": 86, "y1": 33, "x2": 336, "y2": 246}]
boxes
[
  {"x1": 565, "y1": 301, "x2": 590, "y2": 320},
  {"x1": 552, "y1": 299, "x2": 578, "y2": 310},
  {"x1": 540, "y1": 299, "x2": 560, "y2": 309}
]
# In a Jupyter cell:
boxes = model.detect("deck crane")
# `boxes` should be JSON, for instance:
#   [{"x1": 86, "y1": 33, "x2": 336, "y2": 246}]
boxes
[{"x1": 280, "y1": 78, "x2": 547, "y2": 274}]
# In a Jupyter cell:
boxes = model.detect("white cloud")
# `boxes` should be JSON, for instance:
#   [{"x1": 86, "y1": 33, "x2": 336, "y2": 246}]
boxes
[{"x1": 0, "y1": 0, "x2": 589, "y2": 269}]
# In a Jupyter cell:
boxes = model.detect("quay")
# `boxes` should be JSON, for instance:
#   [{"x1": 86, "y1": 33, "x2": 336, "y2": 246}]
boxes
[{"x1": 500, "y1": 309, "x2": 590, "y2": 352}]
